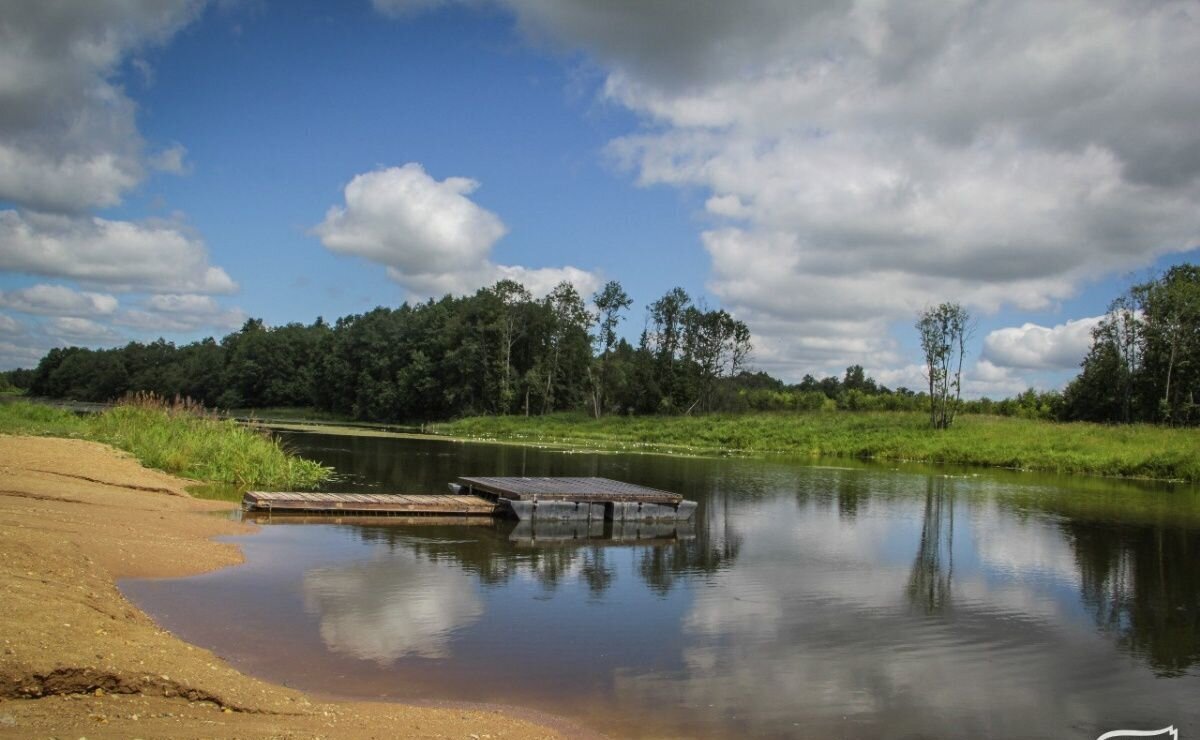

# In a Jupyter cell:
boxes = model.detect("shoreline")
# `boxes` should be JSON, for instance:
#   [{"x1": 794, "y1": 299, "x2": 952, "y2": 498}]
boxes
[{"x1": 0, "y1": 434, "x2": 572, "y2": 739}]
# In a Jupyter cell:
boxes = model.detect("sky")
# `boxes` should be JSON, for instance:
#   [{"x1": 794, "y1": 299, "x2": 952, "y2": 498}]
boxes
[{"x1": 1, "y1": 0, "x2": 1197, "y2": 397}]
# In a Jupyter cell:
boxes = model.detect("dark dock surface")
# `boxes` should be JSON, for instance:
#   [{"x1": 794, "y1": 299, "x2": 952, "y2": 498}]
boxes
[
  {"x1": 457, "y1": 476, "x2": 682, "y2": 505},
  {"x1": 244, "y1": 478, "x2": 695, "y2": 523},
  {"x1": 243, "y1": 491, "x2": 498, "y2": 516}
]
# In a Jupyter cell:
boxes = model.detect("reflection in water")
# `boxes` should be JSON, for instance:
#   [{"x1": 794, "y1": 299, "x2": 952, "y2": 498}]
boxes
[
  {"x1": 907, "y1": 477, "x2": 955, "y2": 614},
  {"x1": 1068, "y1": 521, "x2": 1200, "y2": 676},
  {"x1": 119, "y1": 431, "x2": 1200, "y2": 738},
  {"x1": 303, "y1": 549, "x2": 482, "y2": 662}
]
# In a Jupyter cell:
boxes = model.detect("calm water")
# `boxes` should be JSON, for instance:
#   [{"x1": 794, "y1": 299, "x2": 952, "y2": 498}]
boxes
[{"x1": 122, "y1": 431, "x2": 1200, "y2": 738}]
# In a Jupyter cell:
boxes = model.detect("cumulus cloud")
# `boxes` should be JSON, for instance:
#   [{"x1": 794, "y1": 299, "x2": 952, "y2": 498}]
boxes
[
  {"x1": 0, "y1": 0, "x2": 203, "y2": 212},
  {"x1": 315, "y1": 164, "x2": 506, "y2": 274},
  {"x1": 375, "y1": 0, "x2": 1200, "y2": 379},
  {"x1": 874, "y1": 359, "x2": 1032, "y2": 398},
  {"x1": 114, "y1": 293, "x2": 247, "y2": 333},
  {"x1": 0, "y1": 340, "x2": 46, "y2": 370},
  {"x1": 0, "y1": 315, "x2": 22, "y2": 335},
  {"x1": 0, "y1": 210, "x2": 237, "y2": 294},
  {"x1": 0, "y1": 284, "x2": 118, "y2": 316},
  {"x1": 966, "y1": 359, "x2": 1033, "y2": 399},
  {"x1": 982, "y1": 316, "x2": 1104, "y2": 371},
  {"x1": 45, "y1": 316, "x2": 121, "y2": 344},
  {"x1": 315, "y1": 164, "x2": 599, "y2": 298}
]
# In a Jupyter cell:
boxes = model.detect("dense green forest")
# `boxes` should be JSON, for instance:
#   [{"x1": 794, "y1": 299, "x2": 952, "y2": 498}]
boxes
[
  {"x1": 4, "y1": 265, "x2": 1197, "y2": 426},
  {"x1": 1061, "y1": 265, "x2": 1200, "y2": 426}
]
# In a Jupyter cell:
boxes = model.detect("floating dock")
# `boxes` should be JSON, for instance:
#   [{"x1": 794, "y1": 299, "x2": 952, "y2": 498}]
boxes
[
  {"x1": 243, "y1": 491, "x2": 498, "y2": 517},
  {"x1": 243, "y1": 477, "x2": 697, "y2": 523},
  {"x1": 456, "y1": 476, "x2": 697, "y2": 522}
]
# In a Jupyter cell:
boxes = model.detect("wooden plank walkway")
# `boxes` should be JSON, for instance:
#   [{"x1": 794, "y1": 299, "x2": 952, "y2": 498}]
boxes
[
  {"x1": 458, "y1": 476, "x2": 682, "y2": 505},
  {"x1": 244, "y1": 491, "x2": 498, "y2": 516}
]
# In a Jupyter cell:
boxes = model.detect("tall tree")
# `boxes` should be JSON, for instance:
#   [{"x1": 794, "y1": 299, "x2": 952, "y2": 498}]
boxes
[
  {"x1": 680, "y1": 307, "x2": 752, "y2": 413},
  {"x1": 488, "y1": 280, "x2": 533, "y2": 414},
  {"x1": 916, "y1": 302, "x2": 971, "y2": 429},
  {"x1": 539, "y1": 281, "x2": 592, "y2": 414},
  {"x1": 590, "y1": 280, "x2": 632, "y2": 417},
  {"x1": 1134, "y1": 265, "x2": 1200, "y2": 425}
]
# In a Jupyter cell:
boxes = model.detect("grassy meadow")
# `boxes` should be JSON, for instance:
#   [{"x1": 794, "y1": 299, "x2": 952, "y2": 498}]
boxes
[
  {"x1": 433, "y1": 411, "x2": 1200, "y2": 482},
  {"x1": 0, "y1": 397, "x2": 330, "y2": 489}
]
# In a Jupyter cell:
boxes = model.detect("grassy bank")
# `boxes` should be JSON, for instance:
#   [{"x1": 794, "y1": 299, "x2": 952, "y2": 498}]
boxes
[
  {"x1": 0, "y1": 398, "x2": 331, "y2": 489},
  {"x1": 433, "y1": 411, "x2": 1200, "y2": 482}
]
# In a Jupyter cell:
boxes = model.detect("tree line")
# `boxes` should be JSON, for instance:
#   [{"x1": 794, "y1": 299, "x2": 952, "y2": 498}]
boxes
[
  {"x1": 12, "y1": 280, "x2": 767, "y2": 421},
  {"x1": 1061, "y1": 264, "x2": 1200, "y2": 426},
  {"x1": 9, "y1": 265, "x2": 1194, "y2": 425}
]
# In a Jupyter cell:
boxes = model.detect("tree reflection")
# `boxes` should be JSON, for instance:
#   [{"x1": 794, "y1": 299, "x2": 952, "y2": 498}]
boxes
[
  {"x1": 1067, "y1": 521, "x2": 1200, "y2": 675},
  {"x1": 352, "y1": 501, "x2": 742, "y2": 596},
  {"x1": 907, "y1": 477, "x2": 955, "y2": 614}
]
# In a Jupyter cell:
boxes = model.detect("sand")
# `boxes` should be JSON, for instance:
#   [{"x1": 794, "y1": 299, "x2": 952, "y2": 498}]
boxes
[{"x1": 0, "y1": 435, "x2": 571, "y2": 739}]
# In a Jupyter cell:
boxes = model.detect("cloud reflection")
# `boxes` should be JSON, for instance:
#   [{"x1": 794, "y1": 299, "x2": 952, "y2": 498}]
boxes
[
  {"x1": 303, "y1": 549, "x2": 482, "y2": 663},
  {"x1": 614, "y1": 484, "x2": 1191, "y2": 737}
]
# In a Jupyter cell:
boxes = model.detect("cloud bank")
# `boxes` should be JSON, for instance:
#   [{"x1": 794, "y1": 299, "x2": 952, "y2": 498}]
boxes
[
  {"x1": 0, "y1": 1, "x2": 245, "y2": 365},
  {"x1": 377, "y1": 0, "x2": 1200, "y2": 382}
]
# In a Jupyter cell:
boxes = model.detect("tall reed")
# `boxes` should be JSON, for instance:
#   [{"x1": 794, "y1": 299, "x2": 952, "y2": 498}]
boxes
[{"x1": 0, "y1": 395, "x2": 330, "y2": 489}]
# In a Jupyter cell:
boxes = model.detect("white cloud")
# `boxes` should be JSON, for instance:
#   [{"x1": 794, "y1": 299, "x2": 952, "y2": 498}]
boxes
[
  {"x1": 873, "y1": 359, "x2": 1035, "y2": 398},
  {"x1": 0, "y1": 0, "x2": 204, "y2": 212},
  {"x1": 315, "y1": 163, "x2": 598, "y2": 298},
  {"x1": 966, "y1": 359, "x2": 1032, "y2": 399},
  {"x1": 0, "y1": 340, "x2": 46, "y2": 370},
  {"x1": 406, "y1": 0, "x2": 1200, "y2": 379},
  {"x1": 0, "y1": 283, "x2": 118, "y2": 316},
  {"x1": 875, "y1": 364, "x2": 927, "y2": 393},
  {"x1": 114, "y1": 293, "x2": 247, "y2": 332},
  {"x1": 0, "y1": 314, "x2": 22, "y2": 335},
  {"x1": 315, "y1": 163, "x2": 506, "y2": 274},
  {"x1": 982, "y1": 316, "x2": 1104, "y2": 371},
  {"x1": 0, "y1": 210, "x2": 237, "y2": 294},
  {"x1": 148, "y1": 143, "x2": 190, "y2": 174},
  {"x1": 45, "y1": 316, "x2": 121, "y2": 344}
]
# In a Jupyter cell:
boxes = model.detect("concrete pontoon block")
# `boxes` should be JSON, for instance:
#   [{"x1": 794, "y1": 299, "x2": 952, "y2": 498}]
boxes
[
  {"x1": 606, "y1": 501, "x2": 641, "y2": 522},
  {"x1": 501, "y1": 498, "x2": 534, "y2": 520},
  {"x1": 675, "y1": 500, "x2": 698, "y2": 521}
]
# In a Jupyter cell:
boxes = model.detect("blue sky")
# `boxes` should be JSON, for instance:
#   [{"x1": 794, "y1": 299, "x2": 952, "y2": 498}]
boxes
[{"x1": 1, "y1": 1, "x2": 1198, "y2": 396}]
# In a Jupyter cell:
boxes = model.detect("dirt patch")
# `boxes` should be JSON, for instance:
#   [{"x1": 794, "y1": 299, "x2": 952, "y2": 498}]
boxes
[{"x1": 0, "y1": 435, "x2": 569, "y2": 738}]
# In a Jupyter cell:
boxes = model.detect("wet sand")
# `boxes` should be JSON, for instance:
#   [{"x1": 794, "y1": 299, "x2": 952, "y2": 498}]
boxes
[{"x1": 0, "y1": 435, "x2": 571, "y2": 739}]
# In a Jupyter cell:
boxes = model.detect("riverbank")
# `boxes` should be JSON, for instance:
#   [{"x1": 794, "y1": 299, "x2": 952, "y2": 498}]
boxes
[
  {"x1": 0, "y1": 434, "x2": 565, "y2": 739},
  {"x1": 432, "y1": 411, "x2": 1200, "y2": 482},
  {"x1": 0, "y1": 399, "x2": 330, "y2": 489}
]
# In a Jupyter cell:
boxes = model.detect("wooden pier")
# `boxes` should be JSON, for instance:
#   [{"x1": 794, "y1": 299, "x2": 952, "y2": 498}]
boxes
[
  {"x1": 243, "y1": 477, "x2": 697, "y2": 523},
  {"x1": 243, "y1": 491, "x2": 498, "y2": 517}
]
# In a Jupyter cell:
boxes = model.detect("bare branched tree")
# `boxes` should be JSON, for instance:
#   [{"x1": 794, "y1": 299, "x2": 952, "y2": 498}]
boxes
[{"x1": 916, "y1": 302, "x2": 972, "y2": 429}]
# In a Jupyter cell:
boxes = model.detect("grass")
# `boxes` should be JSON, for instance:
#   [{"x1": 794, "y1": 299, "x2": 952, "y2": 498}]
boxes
[
  {"x1": 432, "y1": 411, "x2": 1200, "y2": 482},
  {"x1": 0, "y1": 396, "x2": 331, "y2": 490}
]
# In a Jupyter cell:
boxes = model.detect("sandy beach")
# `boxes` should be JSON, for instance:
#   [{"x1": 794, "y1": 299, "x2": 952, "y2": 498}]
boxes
[{"x1": 0, "y1": 434, "x2": 567, "y2": 739}]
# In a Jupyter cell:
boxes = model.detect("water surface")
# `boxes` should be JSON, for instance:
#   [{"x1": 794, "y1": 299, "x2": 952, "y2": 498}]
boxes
[{"x1": 122, "y1": 432, "x2": 1200, "y2": 738}]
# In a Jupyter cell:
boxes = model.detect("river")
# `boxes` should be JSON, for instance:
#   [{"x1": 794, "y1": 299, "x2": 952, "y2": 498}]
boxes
[{"x1": 121, "y1": 430, "x2": 1200, "y2": 738}]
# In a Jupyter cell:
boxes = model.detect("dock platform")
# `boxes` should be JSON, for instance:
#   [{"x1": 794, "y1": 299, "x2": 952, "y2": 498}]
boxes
[
  {"x1": 456, "y1": 476, "x2": 696, "y2": 522},
  {"x1": 243, "y1": 491, "x2": 498, "y2": 517},
  {"x1": 243, "y1": 477, "x2": 697, "y2": 523}
]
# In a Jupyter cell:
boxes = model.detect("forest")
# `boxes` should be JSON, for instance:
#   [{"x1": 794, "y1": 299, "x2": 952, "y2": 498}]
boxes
[{"x1": 4, "y1": 264, "x2": 1198, "y2": 427}]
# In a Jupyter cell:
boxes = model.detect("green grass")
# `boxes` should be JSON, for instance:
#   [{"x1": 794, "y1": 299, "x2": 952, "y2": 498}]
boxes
[
  {"x1": 0, "y1": 398, "x2": 331, "y2": 490},
  {"x1": 432, "y1": 411, "x2": 1200, "y2": 482}
]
